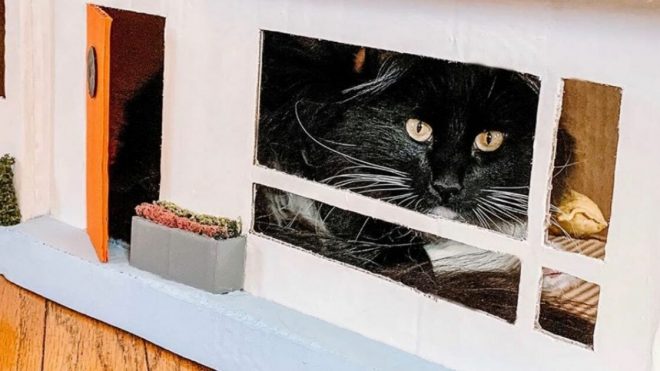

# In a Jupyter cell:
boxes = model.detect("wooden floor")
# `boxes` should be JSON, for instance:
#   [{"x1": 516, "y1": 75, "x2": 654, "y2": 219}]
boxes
[{"x1": 0, "y1": 276, "x2": 212, "y2": 371}]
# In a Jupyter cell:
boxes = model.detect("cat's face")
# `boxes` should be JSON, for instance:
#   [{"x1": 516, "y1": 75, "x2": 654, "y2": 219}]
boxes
[{"x1": 300, "y1": 59, "x2": 540, "y2": 229}]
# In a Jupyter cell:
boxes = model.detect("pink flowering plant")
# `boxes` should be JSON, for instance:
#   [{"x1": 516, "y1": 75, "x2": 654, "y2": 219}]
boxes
[{"x1": 135, "y1": 201, "x2": 241, "y2": 240}]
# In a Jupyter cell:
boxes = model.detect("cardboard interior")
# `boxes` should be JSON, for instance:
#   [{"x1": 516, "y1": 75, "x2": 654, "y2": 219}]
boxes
[
  {"x1": 0, "y1": 0, "x2": 4, "y2": 97},
  {"x1": 538, "y1": 272, "x2": 600, "y2": 347},
  {"x1": 547, "y1": 80, "x2": 622, "y2": 256}
]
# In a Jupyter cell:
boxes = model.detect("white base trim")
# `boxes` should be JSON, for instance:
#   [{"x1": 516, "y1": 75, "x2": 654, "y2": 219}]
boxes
[{"x1": 0, "y1": 217, "x2": 444, "y2": 371}]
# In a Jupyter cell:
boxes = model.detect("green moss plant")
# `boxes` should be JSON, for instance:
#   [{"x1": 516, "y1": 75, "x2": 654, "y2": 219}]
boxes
[{"x1": 0, "y1": 154, "x2": 21, "y2": 226}]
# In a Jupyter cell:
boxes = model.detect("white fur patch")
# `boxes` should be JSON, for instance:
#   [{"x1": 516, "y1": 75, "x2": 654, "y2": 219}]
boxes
[
  {"x1": 428, "y1": 206, "x2": 460, "y2": 220},
  {"x1": 424, "y1": 240, "x2": 520, "y2": 273},
  {"x1": 541, "y1": 272, "x2": 581, "y2": 293},
  {"x1": 265, "y1": 191, "x2": 328, "y2": 234}
]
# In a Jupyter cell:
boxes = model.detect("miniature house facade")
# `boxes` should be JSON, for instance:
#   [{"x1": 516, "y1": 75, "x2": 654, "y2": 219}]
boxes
[{"x1": 2, "y1": 0, "x2": 660, "y2": 370}]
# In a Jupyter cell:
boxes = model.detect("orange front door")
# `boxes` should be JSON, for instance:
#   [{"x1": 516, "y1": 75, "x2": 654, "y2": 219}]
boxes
[{"x1": 86, "y1": 5, "x2": 112, "y2": 262}]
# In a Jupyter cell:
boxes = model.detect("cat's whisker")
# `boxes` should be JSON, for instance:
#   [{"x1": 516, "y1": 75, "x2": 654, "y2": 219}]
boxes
[
  {"x1": 382, "y1": 192, "x2": 415, "y2": 202},
  {"x1": 351, "y1": 187, "x2": 413, "y2": 195},
  {"x1": 482, "y1": 197, "x2": 528, "y2": 208},
  {"x1": 549, "y1": 204, "x2": 562, "y2": 213},
  {"x1": 339, "y1": 180, "x2": 410, "y2": 190},
  {"x1": 483, "y1": 195, "x2": 528, "y2": 214},
  {"x1": 333, "y1": 178, "x2": 411, "y2": 189},
  {"x1": 489, "y1": 186, "x2": 530, "y2": 190},
  {"x1": 474, "y1": 206, "x2": 494, "y2": 229},
  {"x1": 473, "y1": 206, "x2": 487, "y2": 228},
  {"x1": 479, "y1": 198, "x2": 526, "y2": 224},
  {"x1": 548, "y1": 217, "x2": 577, "y2": 244},
  {"x1": 397, "y1": 195, "x2": 418, "y2": 208},
  {"x1": 352, "y1": 217, "x2": 371, "y2": 242},
  {"x1": 483, "y1": 193, "x2": 529, "y2": 206},
  {"x1": 324, "y1": 173, "x2": 410, "y2": 186},
  {"x1": 483, "y1": 189, "x2": 529, "y2": 199},
  {"x1": 554, "y1": 161, "x2": 582, "y2": 172},
  {"x1": 321, "y1": 138, "x2": 357, "y2": 147},
  {"x1": 553, "y1": 151, "x2": 580, "y2": 179},
  {"x1": 546, "y1": 203, "x2": 578, "y2": 244},
  {"x1": 329, "y1": 164, "x2": 409, "y2": 178},
  {"x1": 322, "y1": 206, "x2": 336, "y2": 224},
  {"x1": 295, "y1": 100, "x2": 408, "y2": 178},
  {"x1": 471, "y1": 208, "x2": 488, "y2": 229},
  {"x1": 484, "y1": 203, "x2": 527, "y2": 217},
  {"x1": 478, "y1": 203, "x2": 515, "y2": 233},
  {"x1": 404, "y1": 196, "x2": 419, "y2": 208},
  {"x1": 483, "y1": 195, "x2": 527, "y2": 210}
]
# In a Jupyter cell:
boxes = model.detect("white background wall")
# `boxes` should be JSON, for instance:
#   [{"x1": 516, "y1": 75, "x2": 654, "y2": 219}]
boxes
[
  {"x1": 0, "y1": 0, "x2": 29, "y2": 221},
  {"x1": 17, "y1": 0, "x2": 660, "y2": 369},
  {"x1": 0, "y1": 0, "x2": 21, "y2": 157},
  {"x1": 0, "y1": 0, "x2": 51, "y2": 222}
]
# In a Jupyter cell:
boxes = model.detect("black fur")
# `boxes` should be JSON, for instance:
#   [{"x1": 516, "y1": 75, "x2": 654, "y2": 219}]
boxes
[
  {"x1": 257, "y1": 32, "x2": 573, "y2": 244},
  {"x1": 109, "y1": 70, "x2": 163, "y2": 242}
]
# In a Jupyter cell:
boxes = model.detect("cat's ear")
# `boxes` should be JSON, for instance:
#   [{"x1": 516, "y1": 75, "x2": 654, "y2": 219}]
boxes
[
  {"x1": 342, "y1": 50, "x2": 417, "y2": 100},
  {"x1": 352, "y1": 48, "x2": 397, "y2": 74},
  {"x1": 353, "y1": 47, "x2": 367, "y2": 73},
  {"x1": 352, "y1": 48, "x2": 408, "y2": 76}
]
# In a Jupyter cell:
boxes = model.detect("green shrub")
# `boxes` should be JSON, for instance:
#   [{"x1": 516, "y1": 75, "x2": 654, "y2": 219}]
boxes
[{"x1": 0, "y1": 154, "x2": 21, "y2": 226}]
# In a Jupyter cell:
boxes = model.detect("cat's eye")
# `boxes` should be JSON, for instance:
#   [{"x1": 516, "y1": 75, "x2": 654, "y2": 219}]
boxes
[
  {"x1": 405, "y1": 118, "x2": 433, "y2": 142},
  {"x1": 474, "y1": 131, "x2": 505, "y2": 152}
]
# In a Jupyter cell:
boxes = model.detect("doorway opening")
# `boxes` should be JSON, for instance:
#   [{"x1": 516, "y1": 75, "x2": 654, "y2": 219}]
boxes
[{"x1": 86, "y1": 5, "x2": 165, "y2": 261}]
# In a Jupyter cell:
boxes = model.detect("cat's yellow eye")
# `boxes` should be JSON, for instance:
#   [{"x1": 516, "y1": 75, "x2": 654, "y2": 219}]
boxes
[
  {"x1": 405, "y1": 118, "x2": 433, "y2": 143},
  {"x1": 474, "y1": 131, "x2": 505, "y2": 152}
]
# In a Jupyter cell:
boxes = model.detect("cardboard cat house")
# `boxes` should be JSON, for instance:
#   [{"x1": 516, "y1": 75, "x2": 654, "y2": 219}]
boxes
[{"x1": 2, "y1": 1, "x2": 660, "y2": 370}]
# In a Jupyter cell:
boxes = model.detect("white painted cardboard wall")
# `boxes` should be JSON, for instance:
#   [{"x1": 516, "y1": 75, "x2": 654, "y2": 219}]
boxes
[
  {"x1": 0, "y1": 0, "x2": 52, "y2": 222},
  {"x1": 3, "y1": 0, "x2": 660, "y2": 370}
]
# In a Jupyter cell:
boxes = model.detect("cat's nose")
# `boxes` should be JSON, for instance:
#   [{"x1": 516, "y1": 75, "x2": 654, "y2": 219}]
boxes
[{"x1": 432, "y1": 177, "x2": 462, "y2": 202}]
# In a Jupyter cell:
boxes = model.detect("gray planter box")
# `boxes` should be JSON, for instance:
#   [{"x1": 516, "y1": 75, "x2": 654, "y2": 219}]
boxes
[{"x1": 129, "y1": 216, "x2": 246, "y2": 294}]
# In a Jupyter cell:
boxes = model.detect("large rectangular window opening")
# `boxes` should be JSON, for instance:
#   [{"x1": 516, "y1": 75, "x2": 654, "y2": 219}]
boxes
[
  {"x1": 255, "y1": 31, "x2": 542, "y2": 239},
  {"x1": 253, "y1": 184, "x2": 522, "y2": 322},
  {"x1": 86, "y1": 6, "x2": 165, "y2": 260}
]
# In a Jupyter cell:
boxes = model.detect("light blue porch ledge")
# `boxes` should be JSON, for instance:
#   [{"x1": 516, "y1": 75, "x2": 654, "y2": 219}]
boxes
[{"x1": 0, "y1": 217, "x2": 449, "y2": 371}]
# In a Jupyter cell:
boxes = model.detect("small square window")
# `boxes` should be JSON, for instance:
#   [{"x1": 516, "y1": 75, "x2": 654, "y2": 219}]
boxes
[
  {"x1": 546, "y1": 80, "x2": 622, "y2": 260},
  {"x1": 537, "y1": 269, "x2": 600, "y2": 347}
]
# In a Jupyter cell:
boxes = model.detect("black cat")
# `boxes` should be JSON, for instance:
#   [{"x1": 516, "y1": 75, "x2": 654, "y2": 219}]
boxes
[{"x1": 256, "y1": 32, "x2": 573, "y2": 272}]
